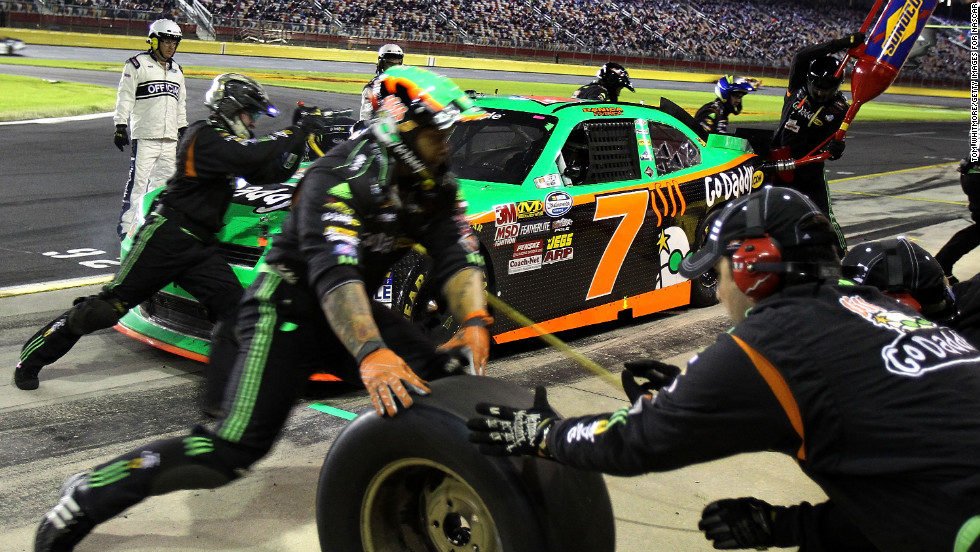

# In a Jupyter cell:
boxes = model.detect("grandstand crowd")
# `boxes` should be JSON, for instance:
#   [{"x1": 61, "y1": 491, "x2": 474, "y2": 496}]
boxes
[{"x1": 2, "y1": 0, "x2": 971, "y2": 83}]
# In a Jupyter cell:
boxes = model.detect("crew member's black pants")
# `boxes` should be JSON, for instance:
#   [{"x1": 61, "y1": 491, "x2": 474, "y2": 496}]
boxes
[
  {"x1": 71, "y1": 269, "x2": 456, "y2": 524},
  {"x1": 936, "y1": 173, "x2": 980, "y2": 276},
  {"x1": 775, "y1": 162, "x2": 847, "y2": 253},
  {"x1": 19, "y1": 214, "x2": 242, "y2": 372}
]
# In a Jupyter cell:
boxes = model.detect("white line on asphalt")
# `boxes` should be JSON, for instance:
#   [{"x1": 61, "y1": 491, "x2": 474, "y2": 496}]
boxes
[
  {"x1": 0, "y1": 112, "x2": 114, "y2": 125},
  {"x1": 0, "y1": 275, "x2": 114, "y2": 298}
]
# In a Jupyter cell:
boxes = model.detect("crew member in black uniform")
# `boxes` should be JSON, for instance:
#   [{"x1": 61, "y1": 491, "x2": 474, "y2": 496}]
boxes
[
  {"x1": 694, "y1": 75, "x2": 758, "y2": 134},
  {"x1": 469, "y1": 187, "x2": 980, "y2": 552},
  {"x1": 770, "y1": 33, "x2": 864, "y2": 252},
  {"x1": 32, "y1": 66, "x2": 492, "y2": 552},
  {"x1": 936, "y1": 159, "x2": 980, "y2": 280},
  {"x1": 14, "y1": 73, "x2": 322, "y2": 391},
  {"x1": 572, "y1": 61, "x2": 635, "y2": 102}
]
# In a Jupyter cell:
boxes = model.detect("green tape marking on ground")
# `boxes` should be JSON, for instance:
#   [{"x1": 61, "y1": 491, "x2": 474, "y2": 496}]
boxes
[{"x1": 309, "y1": 403, "x2": 358, "y2": 420}]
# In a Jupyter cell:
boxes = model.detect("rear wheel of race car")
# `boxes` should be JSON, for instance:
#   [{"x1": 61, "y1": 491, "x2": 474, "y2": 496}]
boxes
[
  {"x1": 690, "y1": 208, "x2": 722, "y2": 307},
  {"x1": 315, "y1": 376, "x2": 615, "y2": 552}
]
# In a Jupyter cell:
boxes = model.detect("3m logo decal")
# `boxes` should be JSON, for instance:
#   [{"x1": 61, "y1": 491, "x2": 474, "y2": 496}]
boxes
[{"x1": 495, "y1": 203, "x2": 518, "y2": 225}]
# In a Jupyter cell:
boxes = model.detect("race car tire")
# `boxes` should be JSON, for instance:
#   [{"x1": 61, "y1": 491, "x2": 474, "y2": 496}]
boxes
[
  {"x1": 315, "y1": 376, "x2": 615, "y2": 552},
  {"x1": 690, "y1": 208, "x2": 722, "y2": 307}
]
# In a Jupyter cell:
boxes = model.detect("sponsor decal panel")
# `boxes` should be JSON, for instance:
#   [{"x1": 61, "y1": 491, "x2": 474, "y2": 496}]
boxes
[
  {"x1": 519, "y1": 221, "x2": 551, "y2": 236},
  {"x1": 517, "y1": 200, "x2": 545, "y2": 220},
  {"x1": 543, "y1": 247, "x2": 573, "y2": 264},
  {"x1": 840, "y1": 295, "x2": 980, "y2": 377},
  {"x1": 544, "y1": 190, "x2": 573, "y2": 217},
  {"x1": 704, "y1": 163, "x2": 754, "y2": 208},
  {"x1": 513, "y1": 240, "x2": 543, "y2": 258},
  {"x1": 508, "y1": 255, "x2": 542, "y2": 274}
]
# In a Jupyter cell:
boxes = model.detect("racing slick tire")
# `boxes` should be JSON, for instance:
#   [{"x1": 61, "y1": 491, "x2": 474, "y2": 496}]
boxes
[
  {"x1": 690, "y1": 208, "x2": 722, "y2": 307},
  {"x1": 315, "y1": 376, "x2": 615, "y2": 552}
]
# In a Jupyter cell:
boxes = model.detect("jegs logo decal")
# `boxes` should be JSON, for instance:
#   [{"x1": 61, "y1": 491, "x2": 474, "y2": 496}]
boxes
[{"x1": 840, "y1": 295, "x2": 980, "y2": 377}]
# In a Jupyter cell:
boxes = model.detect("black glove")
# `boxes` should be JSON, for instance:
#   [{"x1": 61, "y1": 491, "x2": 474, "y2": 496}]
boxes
[
  {"x1": 467, "y1": 386, "x2": 559, "y2": 457},
  {"x1": 113, "y1": 124, "x2": 130, "y2": 151},
  {"x1": 699, "y1": 497, "x2": 779, "y2": 550},
  {"x1": 833, "y1": 32, "x2": 865, "y2": 50},
  {"x1": 293, "y1": 104, "x2": 328, "y2": 133},
  {"x1": 825, "y1": 139, "x2": 846, "y2": 160},
  {"x1": 177, "y1": 126, "x2": 187, "y2": 140},
  {"x1": 621, "y1": 359, "x2": 681, "y2": 403}
]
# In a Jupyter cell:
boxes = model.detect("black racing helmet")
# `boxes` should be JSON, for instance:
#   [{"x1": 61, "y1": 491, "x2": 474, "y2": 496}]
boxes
[
  {"x1": 204, "y1": 73, "x2": 279, "y2": 139},
  {"x1": 598, "y1": 62, "x2": 635, "y2": 93},
  {"x1": 841, "y1": 237, "x2": 958, "y2": 323},
  {"x1": 806, "y1": 55, "x2": 844, "y2": 104}
]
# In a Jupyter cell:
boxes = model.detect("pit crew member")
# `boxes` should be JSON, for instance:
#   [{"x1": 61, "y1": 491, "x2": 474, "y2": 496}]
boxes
[
  {"x1": 469, "y1": 187, "x2": 980, "y2": 552},
  {"x1": 31, "y1": 66, "x2": 492, "y2": 551},
  {"x1": 15, "y1": 73, "x2": 320, "y2": 392},
  {"x1": 694, "y1": 75, "x2": 758, "y2": 134},
  {"x1": 572, "y1": 61, "x2": 635, "y2": 102},
  {"x1": 770, "y1": 33, "x2": 865, "y2": 252}
]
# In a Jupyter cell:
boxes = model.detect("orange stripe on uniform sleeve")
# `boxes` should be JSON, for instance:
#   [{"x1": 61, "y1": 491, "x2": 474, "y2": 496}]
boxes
[
  {"x1": 730, "y1": 334, "x2": 806, "y2": 461},
  {"x1": 184, "y1": 133, "x2": 198, "y2": 178}
]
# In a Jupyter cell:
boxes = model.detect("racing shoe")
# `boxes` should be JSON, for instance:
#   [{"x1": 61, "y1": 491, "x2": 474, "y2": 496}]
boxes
[
  {"x1": 35, "y1": 473, "x2": 96, "y2": 552},
  {"x1": 14, "y1": 362, "x2": 42, "y2": 390}
]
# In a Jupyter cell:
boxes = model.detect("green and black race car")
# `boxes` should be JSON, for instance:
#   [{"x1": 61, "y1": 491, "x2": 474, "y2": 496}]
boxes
[{"x1": 116, "y1": 93, "x2": 763, "y2": 364}]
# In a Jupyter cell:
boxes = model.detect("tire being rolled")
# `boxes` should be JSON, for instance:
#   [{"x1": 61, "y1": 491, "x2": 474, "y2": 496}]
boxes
[{"x1": 316, "y1": 376, "x2": 615, "y2": 552}]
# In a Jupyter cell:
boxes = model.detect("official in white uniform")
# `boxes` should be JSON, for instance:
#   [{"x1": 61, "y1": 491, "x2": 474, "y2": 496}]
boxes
[{"x1": 113, "y1": 18, "x2": 187, "y2": 239}]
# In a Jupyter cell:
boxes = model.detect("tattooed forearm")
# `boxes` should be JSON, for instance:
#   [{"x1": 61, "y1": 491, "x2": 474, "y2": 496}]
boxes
[
  {"x1": 442, "y1": 268, "x2": 487, "y2": 320},
  {"x1": 322, "y1": 282, "x2": 384, "y2": 358}
]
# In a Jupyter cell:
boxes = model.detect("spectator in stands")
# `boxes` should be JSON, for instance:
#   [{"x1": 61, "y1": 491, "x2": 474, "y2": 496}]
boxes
[
  {"x1": 572, "y1": 61, "x2": 634, "y2": 102},
  {"x1": 358, "y1": 43, "x2": 403, "y2": 123}
]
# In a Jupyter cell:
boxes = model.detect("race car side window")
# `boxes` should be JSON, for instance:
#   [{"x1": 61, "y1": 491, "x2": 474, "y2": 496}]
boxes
[
  {"x1": 649, "y1": 122, "x2": 701, "y2": 176},
  {"x1": 559, "y1": 121, "x2": 640, "y2": 186}
]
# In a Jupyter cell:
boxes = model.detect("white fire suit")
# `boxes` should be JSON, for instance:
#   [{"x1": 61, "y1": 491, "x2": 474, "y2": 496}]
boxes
[{"x1": 113, "y1": 51, "x2": 187, "y2": 238}]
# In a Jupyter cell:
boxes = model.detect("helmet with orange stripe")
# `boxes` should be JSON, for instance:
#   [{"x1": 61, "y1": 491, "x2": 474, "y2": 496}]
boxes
[{"x1": 368, "y1": 65, "x2": 486, "y2": 188}]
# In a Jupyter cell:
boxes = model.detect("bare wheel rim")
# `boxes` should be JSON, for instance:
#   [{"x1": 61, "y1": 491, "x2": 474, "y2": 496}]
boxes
[{"x1": 361, "y1": 457, "x2": 501, "y2": 552}]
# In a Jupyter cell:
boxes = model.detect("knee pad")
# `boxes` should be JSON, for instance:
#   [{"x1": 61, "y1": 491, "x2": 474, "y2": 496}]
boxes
[
  {"x1": 66, "y1": 295, "x2": 127, "y2": 335},
  {"x1": 145, "y1": 430, "x2": 267, "y2": 495}
]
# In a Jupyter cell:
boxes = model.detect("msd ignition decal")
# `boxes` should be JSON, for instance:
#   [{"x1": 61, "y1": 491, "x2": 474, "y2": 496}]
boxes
[
  {"x1": 493, "y1": 203, "x2": 520, "y2": 246},
  {"x1": 840, "y1": 295, "x2": 980, "y2": 377},
  {"x1": 704, "y1": 163, "x2": 753, "y2": 208},
  {"x1": 544, "y1": 190, "x2": 573, "y2": 217}
]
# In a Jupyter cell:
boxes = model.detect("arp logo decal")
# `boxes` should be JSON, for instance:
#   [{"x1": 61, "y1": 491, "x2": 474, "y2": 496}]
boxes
[{"x1": 544, "y1": 191, "x2": 573, "y2": 217}]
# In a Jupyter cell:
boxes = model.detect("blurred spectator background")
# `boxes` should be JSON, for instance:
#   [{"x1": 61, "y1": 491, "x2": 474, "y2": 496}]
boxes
[{"x1": 1, "y1": 0, "x2": 971, "y2": 88}]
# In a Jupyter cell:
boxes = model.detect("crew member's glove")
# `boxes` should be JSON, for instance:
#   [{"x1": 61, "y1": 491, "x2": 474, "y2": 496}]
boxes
[
  {"x1": 825, "y1": 139, "x2": 846, "y2": 160},
  {"x1": 113, "y1": 124, "x2": 130, "y2": 151},
  {"x1": 293, "y1": 103, "x2": 328, "y2": 133},
  {"x1": 437, "y1": 310, "x2": 493, "y2": 376},
  {"x1": 178, "y1": 126, "x2": 187, "y2": 140},
  {"x1": 359, "y1": 348, "x2": 430, "y2": 417},
  {"x1": 621, "y1": 359, "x2": 681, "y2": 403},
  {"x1": 467, "y1": 386, "x2": 558, "y2": 457},
  {"x1": 699, "y1": 497, "x2": 780, "y2": 550},
  {"x1": 832, "y1": 32, "x2": 866, "y2": 50}
]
